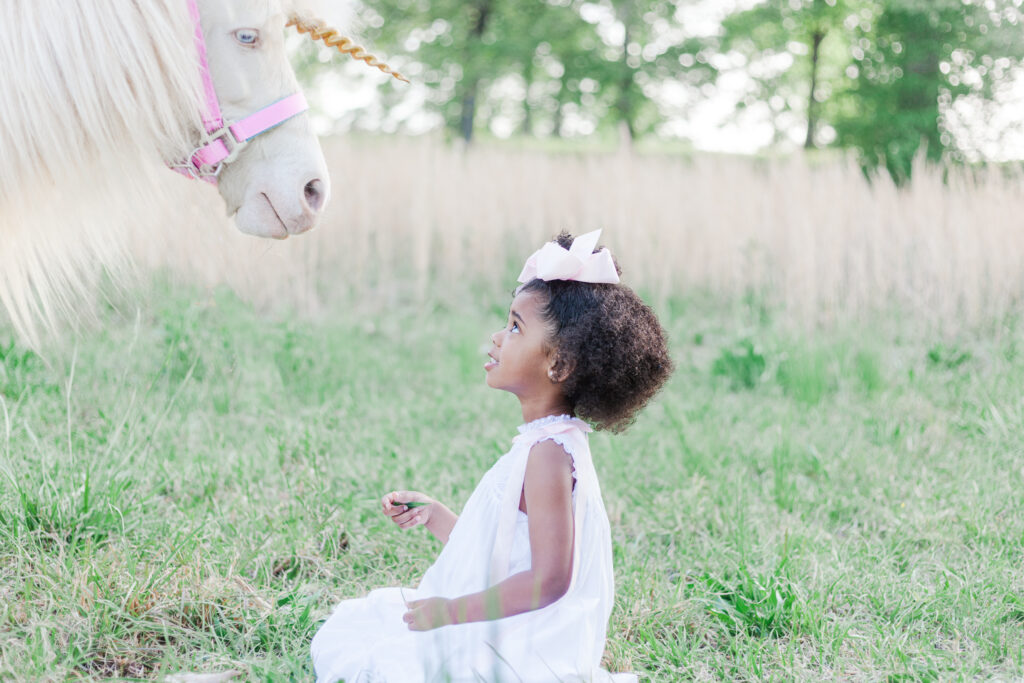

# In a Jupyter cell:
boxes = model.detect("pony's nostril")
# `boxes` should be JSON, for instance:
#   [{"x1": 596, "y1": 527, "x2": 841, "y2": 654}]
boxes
[{"x1": 303, "y1": 179, "x2": 325, "y2": 213}]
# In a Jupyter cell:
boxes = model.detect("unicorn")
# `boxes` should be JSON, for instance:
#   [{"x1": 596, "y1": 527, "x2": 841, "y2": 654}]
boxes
[{"x1": 0, "y1": 0, "x2": 404, "y2": 345}]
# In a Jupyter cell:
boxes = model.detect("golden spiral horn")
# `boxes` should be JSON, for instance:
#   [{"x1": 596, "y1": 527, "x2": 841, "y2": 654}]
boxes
[{"x1": 287, "y1": 15, "x2": 409, "y2": 84}]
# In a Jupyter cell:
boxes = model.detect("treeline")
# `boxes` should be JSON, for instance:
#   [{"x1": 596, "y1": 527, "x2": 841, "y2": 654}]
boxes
[{"x1": 315, "y1": 0, "x2": 1023, "y2": 179}]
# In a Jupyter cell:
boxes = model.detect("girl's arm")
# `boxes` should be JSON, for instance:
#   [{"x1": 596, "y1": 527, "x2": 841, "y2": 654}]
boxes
[
  {"x1": 383, "y1": 491, "x2": 459, "y2": 544},
  {"x1": 404, "y1": 440, "x2": 574, "y2": 628}
]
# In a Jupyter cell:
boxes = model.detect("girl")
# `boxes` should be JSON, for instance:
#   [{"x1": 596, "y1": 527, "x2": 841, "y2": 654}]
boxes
[{"x1": 311, "y1": 230, "x2": 673, "y2": 682}]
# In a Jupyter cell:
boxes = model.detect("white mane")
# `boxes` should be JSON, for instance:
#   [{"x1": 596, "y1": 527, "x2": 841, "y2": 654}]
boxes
[{"x1": 0, "y1": 0, "x2": 324, "y2": 346}]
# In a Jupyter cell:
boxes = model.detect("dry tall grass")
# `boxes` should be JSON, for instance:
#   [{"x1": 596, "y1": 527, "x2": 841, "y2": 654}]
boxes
[{"x1": 133, "y1": 136, "x2": 1024, "y2": 326}]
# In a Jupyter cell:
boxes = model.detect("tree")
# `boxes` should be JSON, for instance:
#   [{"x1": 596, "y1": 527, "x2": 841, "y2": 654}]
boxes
[
  {"x1": 715, "y1": 0, "x2": 864, "y2": 149},
  {"x1": 486, "y1": 0, "x2": 712, "y2": 141},
  {"x1": 514, "y1": 4, "x2": 603, "y2": 137},
  {"x1": 346, "y1": 0, "x2": 712, "y2": 142},
  {"x1": 833, "y1": 0, "x2": 1023, "y2": 180},
  {"x1": 713, "y1": 0, "x2": 1023, "y2": 177},
  {"x1": 351, "y1": 0, "x2": 620, "y2": 142},
  {"x1": 346, "y1": 0, "x2": 513, "y2": 141},
  {"x1": 582, "y1": 0, "x2": 713, "y2": 140}
]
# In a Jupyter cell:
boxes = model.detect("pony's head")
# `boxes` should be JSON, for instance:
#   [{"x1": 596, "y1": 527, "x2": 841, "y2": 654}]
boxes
[
  {"x1": 193, "y1": 2, "x2": 405, "y2": 239},
  {"x1": 196, "y1": 1, "x2": 327, "y2": 239},
  {"x1": 0, "y1": 0, "x2": 406, "y2": 344}
]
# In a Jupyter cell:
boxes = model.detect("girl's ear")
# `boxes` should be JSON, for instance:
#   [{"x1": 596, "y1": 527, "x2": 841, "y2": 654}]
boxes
[{"x1": 547, "y1": 354, "x2": 574, "y2": 384}]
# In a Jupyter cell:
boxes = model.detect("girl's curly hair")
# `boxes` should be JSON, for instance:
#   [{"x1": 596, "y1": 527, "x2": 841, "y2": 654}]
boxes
[{"x1": 519, "y1": 232, "x2": 674, "y2": 432}]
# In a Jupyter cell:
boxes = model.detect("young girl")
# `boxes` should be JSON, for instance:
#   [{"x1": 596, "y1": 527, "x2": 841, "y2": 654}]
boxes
[{"x1": 311, "y1": 230, "x2": 673, "y2": 682}]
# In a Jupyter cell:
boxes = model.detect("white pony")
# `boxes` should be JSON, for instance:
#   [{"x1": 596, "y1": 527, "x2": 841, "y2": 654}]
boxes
[{"x1": 0, "y1": 0, "x2": 397, "y2": 345}]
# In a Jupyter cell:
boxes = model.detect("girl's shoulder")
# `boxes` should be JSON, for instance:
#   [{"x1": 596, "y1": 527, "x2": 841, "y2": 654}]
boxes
[
  {"x1": 525, "y1": 423, "x2": 594, "y2": 487},
  {"x1": 527, "y1": 436, "x2": 575, "y2": 464},
  {"x1": 524, "y1": 439, "x2": 574, "y2": 482}
]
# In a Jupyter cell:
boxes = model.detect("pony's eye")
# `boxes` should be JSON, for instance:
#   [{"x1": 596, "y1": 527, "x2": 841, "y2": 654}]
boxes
[{"x1": 233, "y1": 29, "x2": 260, "y2": 47}]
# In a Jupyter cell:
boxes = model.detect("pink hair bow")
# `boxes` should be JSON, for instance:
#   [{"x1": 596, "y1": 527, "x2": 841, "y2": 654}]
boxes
[{"x1": 517, "y1": 230, "x2": 620, "y2": 285}]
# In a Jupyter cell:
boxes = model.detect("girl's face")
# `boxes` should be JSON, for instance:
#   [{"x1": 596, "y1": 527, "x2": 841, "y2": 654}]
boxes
[{"x1": 485, "y1": 290, "x2": 557, "y2": 399}]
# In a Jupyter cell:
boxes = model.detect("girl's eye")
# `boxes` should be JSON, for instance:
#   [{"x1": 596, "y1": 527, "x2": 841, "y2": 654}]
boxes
[
  {"x1": 233, "y1": 29, "x2": 260, "y2": 47},
  {"x1": 510, "y1": 321, "x2": 520, "y2": 333}
]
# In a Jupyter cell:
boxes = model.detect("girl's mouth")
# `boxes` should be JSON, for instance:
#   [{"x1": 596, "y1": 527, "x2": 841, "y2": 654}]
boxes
[{"x1": 484, "y1": 352, "x2": 499, "y2": 372}]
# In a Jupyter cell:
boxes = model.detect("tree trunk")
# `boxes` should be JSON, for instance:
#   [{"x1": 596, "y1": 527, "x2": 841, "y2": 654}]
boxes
[
  {"x1": 521, "y1": 60, "x2": 534, "y2": 136},
  {"x1": 899, "y1": 23, "x2": 942, "y2": 159},
  {"x1": 553, "y1": 86, "x2": 565, "y2": 138},
  {"x1": 884, "y1": 6, "x2": 943, "y2": 179},
  {"x1": 459, "y1": 0, "x2": 493, "y2": 143},
  {"x1": 615, "y1": 71, "x2": 637, "y2": 141},
  {"x1": 804, "y1": 30, "x2": 825, "y2": 149},
  {"x1": 460, "y1": 85, "x2": 477, "y2": 143}
]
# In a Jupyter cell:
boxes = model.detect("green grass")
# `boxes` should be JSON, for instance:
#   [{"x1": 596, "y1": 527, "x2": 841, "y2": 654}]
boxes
[{"x1": 0, "y1": 280, "x2": 1022, "y2": 681}]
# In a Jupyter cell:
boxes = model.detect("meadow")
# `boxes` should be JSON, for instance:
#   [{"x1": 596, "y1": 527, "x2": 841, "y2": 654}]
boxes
[{"x1": 1, "y1": 140, "x2": 1023, "y2": 681}]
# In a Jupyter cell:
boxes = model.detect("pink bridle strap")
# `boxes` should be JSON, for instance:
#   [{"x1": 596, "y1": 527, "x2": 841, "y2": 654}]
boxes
[
  {"x1": 187, "y1": 0, "x2": 222, "y2": 132},
  {"x1": 185, "y1": 93, "x2": 309, "y2": 180},
  {"x1": 171, "y1": 0, "x2": 310, "y2": 184}
]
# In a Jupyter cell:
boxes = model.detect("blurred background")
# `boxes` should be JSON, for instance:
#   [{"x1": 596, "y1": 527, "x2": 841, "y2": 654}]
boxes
[
  {"x1": 139, "y1": 0, "x2": 1024, "y2": 329},
  {"x1": 296, "y1": 0, "x2": 1024, "y2": 177}
]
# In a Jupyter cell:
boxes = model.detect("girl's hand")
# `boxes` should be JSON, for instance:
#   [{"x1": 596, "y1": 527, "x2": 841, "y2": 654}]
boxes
[
  {"x1": 403, "y1": 597, "x2": 453, "y2": 631},
  {"x1": 382, "y1": 490, "x2": 433, "y2": 530}
]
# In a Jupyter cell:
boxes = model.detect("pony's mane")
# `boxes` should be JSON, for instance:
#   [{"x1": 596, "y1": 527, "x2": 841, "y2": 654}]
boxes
[
  {"x1": 0, "y1": 0, "x2": 210, "y2": 346},
  {"x1": 0, "y1": 1, "x2": 205, "y2": 198}
]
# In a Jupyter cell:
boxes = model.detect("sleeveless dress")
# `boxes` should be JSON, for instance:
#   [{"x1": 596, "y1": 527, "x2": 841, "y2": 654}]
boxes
[{"x1": 310, "y1": 414, "x2": 637, "y2": 683}]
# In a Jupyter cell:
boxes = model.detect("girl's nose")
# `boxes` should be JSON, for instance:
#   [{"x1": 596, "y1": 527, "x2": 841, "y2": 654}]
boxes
[{"x1": 491, "y1": 330, "x2": 502, "y2": 346}]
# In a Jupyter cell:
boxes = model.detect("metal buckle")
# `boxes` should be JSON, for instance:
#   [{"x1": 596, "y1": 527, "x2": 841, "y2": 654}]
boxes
[
  {"x1": 173, "y1": 126, "x2": 248, "y2": 179},
  {"x1": 168, "y1": 148, "x2": 222, "y2": 181},
  {"x1": 203, "y1": 125, "x2": 248, "y2": 166},
  {"x1": 169, "y1": 154, "x2": 208, "y2": 180}
]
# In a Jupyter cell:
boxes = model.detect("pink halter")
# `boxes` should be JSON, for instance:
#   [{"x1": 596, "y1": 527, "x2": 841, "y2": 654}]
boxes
[{"x1": 170, "y1": 0, "x2": 310, "y2": 184}]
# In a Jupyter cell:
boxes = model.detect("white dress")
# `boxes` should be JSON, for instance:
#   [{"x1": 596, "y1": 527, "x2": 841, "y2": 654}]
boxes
[{"x1": 311, "y1": 414, "x2": 637, "y2": 683}]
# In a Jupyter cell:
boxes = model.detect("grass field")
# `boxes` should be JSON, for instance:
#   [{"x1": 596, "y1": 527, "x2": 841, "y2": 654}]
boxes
[{"x1": 1, "y1": 272, "x2": 1022, "y2": 681}]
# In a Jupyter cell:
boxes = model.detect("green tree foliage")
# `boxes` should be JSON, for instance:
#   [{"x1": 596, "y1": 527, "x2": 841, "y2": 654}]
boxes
[
  {"x1": 714, "y1": 0, "x2": 1023, "y2": 179},
  {"x1": 593, "y1": 0, "x2": 713, "y2": 139},
  {"x1": 717, "y1": 0, "x2": 863, "y2": 148},
  {"x1": 354, "y1": 0, "x2": 510, "y2": 141},
  {"x1": 832, "y1": 0, "x2": 1023, "y2": 181},
  {"x1": 351, "y1": 0, "x2": 710, "y2": 142},
  {"x1": 300, "y1": 0, "x2": 1022, "y2": 177}
]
